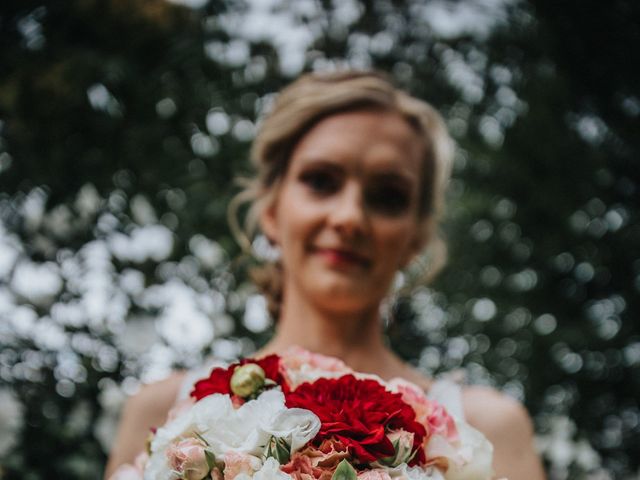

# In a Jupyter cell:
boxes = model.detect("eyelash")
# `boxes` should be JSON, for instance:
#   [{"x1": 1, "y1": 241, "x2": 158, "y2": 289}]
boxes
[
  {"x1": 299, "y1": 170, "x2": 412, "y2": 216},
  {"x1": 299, "y1": 170, "x2": 339, "y2": 194},
  {"x1": 366, "y1": 186, "x2": 411, "y2": 215}
]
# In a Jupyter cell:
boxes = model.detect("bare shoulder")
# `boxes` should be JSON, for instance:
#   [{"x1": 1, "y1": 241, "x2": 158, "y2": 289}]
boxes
[
  {"x1": 103, "y1": 370, "x2": 188, "y2": 479},
  {"x1": 462, "y1": 385, "x2": 534, "y2": 437},
  {"x1": 462, "y1": 386, "x2": 546, "y2": 479}
]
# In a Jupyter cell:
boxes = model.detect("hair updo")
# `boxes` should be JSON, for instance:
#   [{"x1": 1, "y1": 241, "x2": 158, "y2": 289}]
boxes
[{"x1": 228, "y1": 70, "x2": 454, "y2": 319}]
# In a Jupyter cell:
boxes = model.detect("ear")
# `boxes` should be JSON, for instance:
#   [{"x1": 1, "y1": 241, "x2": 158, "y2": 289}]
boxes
[{"x1": 259, "y1": 200, "x2": 280, "y2": 245}]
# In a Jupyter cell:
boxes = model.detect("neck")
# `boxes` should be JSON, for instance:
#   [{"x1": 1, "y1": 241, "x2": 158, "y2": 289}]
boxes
[{"x1": 257, "y1": 281, "x2": 401, "y2": 379}]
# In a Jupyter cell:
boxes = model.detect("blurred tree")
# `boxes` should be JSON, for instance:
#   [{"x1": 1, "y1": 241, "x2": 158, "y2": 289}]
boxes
[{"x1": 0, "y1": 0, "x2": 638, "y2": 479}]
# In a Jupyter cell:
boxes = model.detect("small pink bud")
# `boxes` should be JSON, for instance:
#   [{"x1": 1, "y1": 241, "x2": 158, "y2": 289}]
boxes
[{"x1": 166, "y1": 437, "x2": 210, "y2": 480}]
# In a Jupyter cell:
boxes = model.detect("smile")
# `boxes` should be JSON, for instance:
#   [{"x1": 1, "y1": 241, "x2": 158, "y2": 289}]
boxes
[{"x1": 312, "y1": 247, "x2": 371, "y2": 268}]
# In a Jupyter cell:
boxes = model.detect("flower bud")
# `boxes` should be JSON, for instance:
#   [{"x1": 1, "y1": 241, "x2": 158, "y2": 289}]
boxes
[
  {"x1": 166, "y1": 437, "x2": 210, "y2": 480},
  {"x1": 230, "y1": 363, "x2": 266, "y2": 398},
  {"x1": 380, "y1": 430, "x2": 415, "y2": 467}
]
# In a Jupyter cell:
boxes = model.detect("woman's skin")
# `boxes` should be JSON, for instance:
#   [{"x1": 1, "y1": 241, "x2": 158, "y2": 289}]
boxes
[{"x1": 104, "y1": 110, "x2": 546, "y2": 480}]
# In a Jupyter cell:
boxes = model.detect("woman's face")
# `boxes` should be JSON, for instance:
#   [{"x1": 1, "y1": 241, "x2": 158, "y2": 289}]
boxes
[{"x1": 261, "y1": 109, "x2": 427, "y2": 314}]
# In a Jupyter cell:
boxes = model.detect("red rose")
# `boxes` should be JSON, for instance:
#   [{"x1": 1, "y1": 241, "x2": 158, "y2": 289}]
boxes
[
  {"x1": 284, "y1": 375, "x2": 426, "y2": 465},
  {"x1": 190, "y1": 354, "x2": 287, "y2": 401}
]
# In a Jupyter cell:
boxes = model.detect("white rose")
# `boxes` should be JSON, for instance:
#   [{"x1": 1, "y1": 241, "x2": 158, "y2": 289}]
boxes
[
  {"x1": 146, "y1": 394, "x2": 231, "y2": 458},
  {"x1": 423, "y1": 434, "x2": 460, "y2": 468},
  {"x1": 442, "y1": 421, "x2": 494, "y2": 480},
  {"x1": 387, "y1": 463, "x2": 446, "y2": 480},
  {"x1": 144, "y1": 453, "x2": 178, "y2": 480},
  {"x1": 261, "y1": 407, "x2": 321, "y2": 452},
  {"x1": 146, "y1": 397, "x2": 230, "y2": 480},
  {"x1": 199, "y1": 389, "x2": 287, "y2": 456},
  {"x1": 145, "y1": 390, "x2": 288, "y2": 479},
  {"x1": 252, "y1": 457, "x2": 293, "y2": 480}
]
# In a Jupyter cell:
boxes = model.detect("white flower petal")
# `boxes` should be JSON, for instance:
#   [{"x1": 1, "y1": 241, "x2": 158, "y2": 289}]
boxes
[
  {"x1": 443, "y1": 421, "x2": 494, "y2": 480},
  {"x1": 252, "y1": 457, "x2": 292, "y2": 480},
  {"x1": 261, "y1": 407, "x2": 320, "y2": 451}
]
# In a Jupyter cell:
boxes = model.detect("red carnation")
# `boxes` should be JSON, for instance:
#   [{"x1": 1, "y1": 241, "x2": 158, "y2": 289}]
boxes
[
  {"x1": 284, "y1": 375, "x2": 427, "y2": 465},
  {"x1": 190, "y1": 354, "x2": 287, "y2": 401}
]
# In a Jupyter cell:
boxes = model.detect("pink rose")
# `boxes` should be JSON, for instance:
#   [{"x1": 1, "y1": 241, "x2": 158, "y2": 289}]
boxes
[
  {"x1": 281, "y1": 346, "x2": 350, "y2": 372},
  {"x1": 357, "y1": 470, "x2": 392, "y2": 480},
  {"x1": 281, "y1": 453, "x2": 317, "y2": 480},
  {"x1": 296, "y1": 438, "x2": 350, "y2": 469},
  {"x1": 388, "y1": 379, "x2": 432, "y2": 424},
  {"x1": 166, "y1": 437, "x2": 210, "y2": 480},
  {"x1": 282, "y1": 439, "x2": 351, "y2": 480},
  {"x1": 388, "y1": 378, "x2": 458, "y2": 442},
  {"x1": 426, "y1": 402, "x2": 458, "y2": 442},
  {"x1": 223, "y1": 451, "x2": 262, "y2": 480},
  {"x1": 210, "y1": 469, "x2": 224, "y2": 480},
  {"x1": 280, "y1": 347, "x2": 353, "y2": 388}
]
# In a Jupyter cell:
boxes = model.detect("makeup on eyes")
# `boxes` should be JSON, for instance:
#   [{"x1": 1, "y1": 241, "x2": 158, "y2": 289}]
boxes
[
  {"x1": 297, "y1": 160, "x2": 416, "y2": 217},
  {"x1": 299, "y1": 167, "x2": 340, "y2": 195},
  {"x1": 365, "y1": 179, "x2": 412, "y2": 215}
]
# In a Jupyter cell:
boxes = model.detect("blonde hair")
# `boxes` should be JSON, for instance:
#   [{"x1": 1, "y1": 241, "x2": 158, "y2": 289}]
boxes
[{"x1": 228, "y1": 70, "x2": 454, "y2": 318}]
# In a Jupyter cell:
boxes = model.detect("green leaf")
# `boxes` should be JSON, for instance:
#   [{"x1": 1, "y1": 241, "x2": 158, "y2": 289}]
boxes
[
  {"x1": 205, "y1": 449, "x2": 217, "y2": 471},
  {"x1": 331, "y1": 460, "x2": 357, "y2": 480},
  {"x1": 275, "y1": 437, "x2": 291, "y2": 464},
  {"x1": 380, "y1": 438, "x2": 400, "y2": 466},
  {"x1": 194, "y1": 432, "x2": 210, "y2": 446},
  {"x1": 264, "y1": 436, "x2": 291, "y2": 464}
]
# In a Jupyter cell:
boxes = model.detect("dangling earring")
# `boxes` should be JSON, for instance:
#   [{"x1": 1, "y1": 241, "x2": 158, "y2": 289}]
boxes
[
  {"x1": 252, "y1": 234, "x2": 281, "y2": 262},
  {"x1": 380, "y1": 297, "x2": 393, "y2": 330},
  {"x1": 381, "y1": 271, "x2": 405, "y2": 330},
  {"x1": 392, "y1": 271, "x2": 406, "y2": 293}
]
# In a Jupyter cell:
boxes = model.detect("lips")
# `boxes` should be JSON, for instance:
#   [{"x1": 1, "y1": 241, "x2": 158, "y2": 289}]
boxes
[{"x1": 312, "y1": 247, "x2": 371, "y2": 268}]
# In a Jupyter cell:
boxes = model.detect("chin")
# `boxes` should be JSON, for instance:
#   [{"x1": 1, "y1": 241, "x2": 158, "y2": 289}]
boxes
[{"x1": 304, "y1": 276, "x2": 384, "y2": 313}]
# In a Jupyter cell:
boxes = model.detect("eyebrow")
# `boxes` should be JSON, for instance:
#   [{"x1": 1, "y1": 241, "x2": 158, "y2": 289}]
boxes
[
  {"x1": 368, "y1": 174, "x2": 418, "y2": 200},
  {"x1": 296, "y1": 156, "x2": 417, "y2": 181},
  {"x1": 369, "y1": 171, "x2": 415, "y2": 184},
  {"x1": 294, "y1": 157, "x2": 343, "y2": 171}
]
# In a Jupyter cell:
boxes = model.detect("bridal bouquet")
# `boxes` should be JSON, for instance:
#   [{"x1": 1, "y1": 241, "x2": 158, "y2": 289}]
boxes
[{"x1": 109, "y1": 347, "x2": 496, "y2": 480}]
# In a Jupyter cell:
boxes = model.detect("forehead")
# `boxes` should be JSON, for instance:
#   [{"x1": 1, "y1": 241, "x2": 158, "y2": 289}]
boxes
[{"x1": 289, "y1": 109, "x2": 425, "y2": 175}]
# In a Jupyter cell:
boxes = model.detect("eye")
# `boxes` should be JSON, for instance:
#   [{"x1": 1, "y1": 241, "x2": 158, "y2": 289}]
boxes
[
  {"x1": 365, "y1": 183, "x2": 412, "y2": 216},
  {"x1": 299, "y1": 169, "x2": 340, "y2": 195}
]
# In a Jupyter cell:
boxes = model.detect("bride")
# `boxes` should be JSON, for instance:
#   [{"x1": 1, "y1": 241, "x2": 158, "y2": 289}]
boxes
[{"x1": 104, "y1": 71, "x2": 546, "y2": 479}]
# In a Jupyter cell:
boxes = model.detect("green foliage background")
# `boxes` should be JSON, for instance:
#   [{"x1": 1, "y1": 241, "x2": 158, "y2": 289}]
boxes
[{"x1": 0, "y1": 1, "x2": 638, "y2": 479}]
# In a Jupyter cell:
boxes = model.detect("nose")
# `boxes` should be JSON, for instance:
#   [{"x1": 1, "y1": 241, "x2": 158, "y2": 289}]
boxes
[{"x1": 328, "y1": 181, "x2": 368, "y2": 238}]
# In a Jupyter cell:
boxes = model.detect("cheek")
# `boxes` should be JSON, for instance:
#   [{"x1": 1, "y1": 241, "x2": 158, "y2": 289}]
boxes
[
  {"x1": 379, "y1": 218, "x2": 416, "y2": 242},
  {"x1": 277, "y1": 191, "x2": 323, "y2": 252},
  {"x1": 374, "y1": 221, "x2": 418, "y2": 263}
]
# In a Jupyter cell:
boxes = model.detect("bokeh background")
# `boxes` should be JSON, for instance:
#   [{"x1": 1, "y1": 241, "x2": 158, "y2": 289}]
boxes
[{"x1": 1, "y1": 0, "x2": 639, "y2": 479}]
